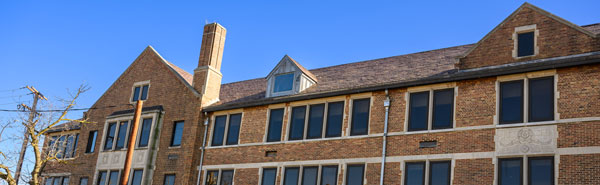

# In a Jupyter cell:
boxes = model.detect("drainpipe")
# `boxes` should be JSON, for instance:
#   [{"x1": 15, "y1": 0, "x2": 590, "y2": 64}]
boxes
[
  {"x1": 380, "y1": 89, "x2": 391, "y2": 185},
  {"x1": 196, "y1": 114, "x2": 210, "y2": 185}
]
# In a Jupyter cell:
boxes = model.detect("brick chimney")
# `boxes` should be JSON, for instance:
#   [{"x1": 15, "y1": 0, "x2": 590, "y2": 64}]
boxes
[{"x1": 193, "y1": 23, "x2": 226, "y2": 106}]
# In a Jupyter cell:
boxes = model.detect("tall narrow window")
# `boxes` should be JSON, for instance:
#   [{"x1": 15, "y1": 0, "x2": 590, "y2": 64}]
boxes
[
  {"x1": 171, "y1": 121, "x2": 184, "y2": 147},
  {"x1": 325, "y1": 101, "x2": 344, "y2": 137},
  {"x1": 56, "y1": 135, "x2": 66, "y2": 159},
  {"x1": 500, "y1": 80, "x2": 524, "y2": 124},
  {"x1": 273, "y1": 73, "x2": 294, "y2": 93},
  {"x1": 529, "y1": 77, "x2": 554, "y2": 122},
  {"x1": 409, "y1": 92, "x2": 429, "y2": 131},
  {"x1": 226, "y1": 114, "x2": 242, "y2": 145},
  {"x1": 320, "y1": 166, "x2": 338, "y2": 185},
  {"x1": 307, "y1": 104, "x2": 324, "y2": 139},
  {"x1": 64, "y1": 134, "x2": 78, "y2": 158},
  {"x1": 163, "y1": 174, "x2": 175, "y2": 185},
  {"x1": 79, "y1": 177, "x2": 88, "y2": 185},
  {"x1": 61, "y1": 177, "x2": 69, "y2": 185},
  {"x1": 97, "y1": 171, "x2": 107, "y2": 185},
  {"x1": 429, "y1": 161, "x2": 451, "y2": 185},
  {"x1": 350, "y1": 98, "x2": 370, "y2": 136},
  {"x1": 405, "y1": 162, "x2": 425, "y2": 185},
  {"x1": 108, "y1": 171, "x2": 119, "y2": 185},
  {"x1": 517, "y1": 32, "x2": 534, "y2": 57},
  {"x1": 132, "y1": 84, "x2": 150, "y2": 101},
  {"x1": 104, "y1": 122, "x2": 117, "y2": 150},
  {"x1": 498, "y1": 158, "x2": 522, "y2": 185},
  {"x1": 346, "y1": 165, "x2": 365, "y2": 185},
  {"x1": 131, "y1": 170, "x2": 143, "y2": 185},
  {"x1": 302, "y1": 167, "x2": 318, "y2": 185},
  {"x1": 132, "y1": 86, "x2": 141, "y2": 101},
  {"x1": 267, "y1": 109, "x2": 284, "y2": 142},
  {"x1": 212, "y1": 116, "x2": 227, "y2": 146},
  {"x1": 289, "y1": 107, "x2": 306, "y2": 141},
  {"x1": 220, "y1": 170, "x2": 234, "y2": 185},
  {"x1": 261, "y1": 168, "x2": 277, "y2": 185},
  {"x1": 85, "y1": 131, "x2": 97, "y2": 153},
  {"x1": 284, "y1": 167, "x2": 300, "y2": 185},
  {"x1": 140, "y1": 85, "x2": 149, "y2": 100},
  {"x1": 138, "y1": 118, "x2": 152, "y2": 147},
  {"x1": 528, "y1": 157, "x2": 553, "y2": 185},
  {"x1": 432, "y1": 89, "x2": 454, "y2": 129},
  {"x1": 206, "y1": 171, "x2": 219, "y2": 185},
  {"x1": 115, "y1": 121, "x2": 129, "y2": 149}
]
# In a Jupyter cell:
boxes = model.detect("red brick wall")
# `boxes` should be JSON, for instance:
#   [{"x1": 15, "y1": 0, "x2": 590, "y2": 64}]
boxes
[
  {"x1": 559, "y1": 154, "x2": 600, "y2": 184},
  {"x1": 453, "y1": 159, "x2": 494, "y2": 185},
  {"x1": 558, "y1": 121, "x2": 600, "y2": 148},
  {"x1": 557, "y1": 64, "x2": 600, "y2": 119},
  {"x1": 455, "y1": 77, "x2": 496, "y2": 127}
]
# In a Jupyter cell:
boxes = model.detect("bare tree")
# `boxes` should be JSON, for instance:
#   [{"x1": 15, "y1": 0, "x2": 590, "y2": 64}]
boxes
[{"x1": 0, "y1": 85, "x2": 90, "y2": 185}]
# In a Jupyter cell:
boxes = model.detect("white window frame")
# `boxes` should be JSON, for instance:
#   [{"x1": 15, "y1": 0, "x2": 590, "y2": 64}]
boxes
[
  {"x1": 264, "y1": 106, "x2": 287, "y2": 143},
  {"x1": 405, "y1": 86, "x2": 458, "y2": 132},
  {"x1": 347, "y1": 97, "x2": 373, "y2": 137},
  {"x1": 202, "y1": 169, "x2": 235, "y2": 185},
  {"x1": 285, "y1": 100, "x2": 347, "y2": 141},
  {"x1": 129, "y1": 80, "x2": 151, "y2": 103},
  {"x1": 208, "y1": 112, "x2": 244, "y2": 147},
  {"x1": 494, "y1": 155, "x2": 557, "y2": 185},
  {"x1": 512, "y1": 24, "x2": 539, "y2": 59},
  {"x1": 100, "y1": 113, "x2": 158, "y2": 152},
  {"x1": 271, "y1": 73, "x2": 296, "y2": 95},
  {"x1": 127, "y1": 169, "x2": 144, "y2": 185},
  {"x1": 401, "y1": 159, "x2": 453, "y2": 185}
]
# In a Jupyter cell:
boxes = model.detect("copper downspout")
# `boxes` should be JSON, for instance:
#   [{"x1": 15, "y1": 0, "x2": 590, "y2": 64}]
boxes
[{"x1": 120, "y1": 100, "x2": 143, "y2": 185}]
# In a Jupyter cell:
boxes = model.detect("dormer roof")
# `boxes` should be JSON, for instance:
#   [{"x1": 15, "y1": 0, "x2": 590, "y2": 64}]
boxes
[{"x1": 266, "y1": 55, "x2": 318, "y2": 83}]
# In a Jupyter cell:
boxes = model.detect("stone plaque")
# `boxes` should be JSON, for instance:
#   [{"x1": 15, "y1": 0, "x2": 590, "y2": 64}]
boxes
[{"x1": 495, "y1": 125, "x2": 557, "y2": 156}]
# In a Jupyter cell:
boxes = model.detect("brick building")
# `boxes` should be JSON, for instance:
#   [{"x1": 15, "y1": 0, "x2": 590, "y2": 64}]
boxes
[{"x1": 42, "y1": 3, "x2": 600, "y2": 185}]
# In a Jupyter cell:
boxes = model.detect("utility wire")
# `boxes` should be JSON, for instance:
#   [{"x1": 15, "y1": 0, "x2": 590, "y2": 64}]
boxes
[
  {"x1": 0, "y1": 104, "x2": 133, "y2": 112},
  {"x1": 0, "y1": 87, "x2": 26, "y2": 92}
]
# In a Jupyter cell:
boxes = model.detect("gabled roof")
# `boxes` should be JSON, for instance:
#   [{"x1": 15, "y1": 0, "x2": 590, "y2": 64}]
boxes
[{"x1": 266, "y1": 55, "x2": 318, "y2": 82}]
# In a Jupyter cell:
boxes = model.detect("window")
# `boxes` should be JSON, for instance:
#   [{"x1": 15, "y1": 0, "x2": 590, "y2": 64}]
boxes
[
  {"x1": 405, "y1": 162, "x2": 425, "y2": 185},
  {"x1": 44, "y1": 176, "x2": 70, "y2": 185},
  {"x1": 85, "y1": 131, "x2": 97, "y2": 153},
  {"x1": 429, "y1": 161, "x2": 451, "y2": 185},
  {"x1": 220, "y1": 170, "x2": 234, "y2": 185},
  {"x1": 108, "y1": 171, "x2": 119, "y2": 185},
  {"x1": 79, "y1": 177, "x2": 88, "y2": 185},
  {"x1": 163, "y1": 174, "x2": 175, "y2": 185},
  {"x1": 105, "y1": 120, "x2": 131, "y2": 151},
  {"x1": 287, "y1": 101, "x2": 345, "y2": 141},
  {"x1": 499, "y1": 77, "x2": 554, "y2": 124},
  {"x1": 206, "y1": 170, "x2": 234, "y2": 185},
  {"x1": 211, "y1": 113, "x2": 242, "y2": 146},
  {"x1": 498, "y1": 157, "x2": 554, "y2": 185},
  {"x1": 284, "y1": 167, "x2": 300, "y2": 185},
  {"x1": 320, "y1": 166, "x2": 338, "y2": 185},
  {"x1": 346, "y1": 164, "x2": 364, "y2": 185},
  {"x1": 131, "y1": 170, "x2": 143, "y2": 185},
  {"x1": 498, "y1": 158, "x2": 522, "y2": 185},
  {"x1": 138, "y1": 118, "x2": 153, "y2": 147},
  {"x1": 132, "y1": 84, "x2": 149, "y2": 101},
  {"x1": 282, "y1": 165, "x2": 339, "y2": 185},
  {"x1": 302, "y1": 167, "x2": 318, "y2": 185},
  {"x1": 517, "y1": 32, "x2": 534, "y2": 57},
  {"x1": 56, "y1": 136, "x2": 65, "y2": 159},
  {"x1": 115, "y1": 121, "x2": 129, "y2": 149},
  {"x1": 171, "y1": 121, "x2": 184, "y2": 147},
  {"x1": 325, "y1": 101, "x2": 344, "y2": 137},
  {"x1": 500, "y1": 80, "x2": 524, "y2": 124},
  {"x1": 97, "y1": 171, "x2": 107, "y2": 185},
  {"x1": 307, "y1": 104, "x2": 324, "y2": 139},
  {"x1": 408, "y1": 88, "x2": 454, "y2": 131},
  {"x1": 206, "y1": 171, "x2": 219, "y2": 185},
  {"x1": 273, "y1": 73, "x2": 294, "y2": 93},
  {"x1": 405, "y1": 161, "x2": 451, "y2": 185},
  {"x1": 212, "y1": 116, "x2": 227, "y2": 146},
  {"x1": 350, "y1": 98, "x2": 370, "y2": 136},
  {"x1": 261, "y1": 168, "x2": 277, "y2": 185},
  {"x1": 529, "y1": 77, "x2": 554, "y2": 122},
  {"x1": 95, "y1": 171, "x2": 119, "y2": 185},
  {"x1": 226, "y1": 114, "x2": 241, "y2": 145},
  {"x1": 47, "y1": 133, "x2": 78, "y2": 159},
  {"x1": 266, "y1": 109, "x2": 284, "y2": 142},
  {"x1": 289, "y1": 107, "x2": 306, "y2": 141},
  {"x1": 104, "y1": 122, "x2": 117, "y2": 150}
]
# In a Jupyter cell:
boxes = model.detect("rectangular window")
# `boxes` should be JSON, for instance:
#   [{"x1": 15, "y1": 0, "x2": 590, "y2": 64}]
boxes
[
  {"x1": 325, "y1": 101, "x2": 344, "y2": 137},
  {"x1": 115, "y1": 121, "x2": 129, "y2": 149},
  {"x1": 274, "y1": 73, "x2": 294, "y2": 93},
  {"x1": 138, "y1": 118, "x2": 152, "y2": 147},
  {"x1": 409, "y1": 92, "x2": 429, "y2": 131},
  {"x1": 405, "y1": 162, "x2": 425, "y2": 185},
  {"x1": 206, "y1": 170, "x2": 219, "y2": 185},
  {"x1": 320, "y1": 166, "x2": 338, "y2": 185},
  {"x1": 64, "y1": 134, "x2": 78, "y2": 158},
  {"x1": 301, "y1": 167, "x2": 318, "y2": 185},
  {"x1": 85, "y1": 131, "x2": 97, "y2": 153},
  {"x1": 104, "y1": 122, "x2": 117, "y2": 150},
  {"x1": 432, "y1": 89, "x2": 454, "y2": 129},
  {"x1": 62, "y1": 177, "x2": 69, "y2": 185},
  {"x1": 261, "y1": 168, "x2": 277, "y2": 185},
  {"x1": 132, "y1": 84, "x2": 149, "y2": 101},
  {"x1": 289, "y1": 106, "x2": 306, "y2": 141},
  {"x1": 79, "y1": 177, "x2": 88, "y2": 185},
  {"x1": 307, "y1": 104, "x2": 324, "y2": 139},
  {"x1": 171, "y1": 121, "x2": 184, "y2": 147},
  {"x1": 350, "y1": 98, "x2": 370, "y2": 136},
  {"x1": 498, "y1": 158, "x2": 523, "y2": 185},
  {"x1": 56, "y1": 135, "x2": 65, "y2": 159},
  {"x1": 108, "y1": 171, "x2": 119, "y2": 185},
  {"x1": 517, "y1": 32, "x2": 534, "y2": 57},
  {"x1": 267, "y1": 109, "x2": 284, "y2": 142},
  {"x1": 212, "y1": 116, "x2": 227, "y2": 146},
  {"x1": 163, "y1": 174, "x2": 175, "y2": 185},
  {"x1": 220, "y1": 170, "x2": 234, "y2": 185},
  {"x1": 346, "y1": 164, "x2": 364, "y2": 185},
  {"x1": 226, "y1": 114, "x2": 242, "y2": 145},
  {"x1": 500, "y1": 80, "x2": 524, "y2": 124},
  {"x1": 284, "y1": 167, "x2": 300, "y2": 185},
  {"x1": 429, "y1": 161, "x2": 451, "y2": 185},
  {"x1": 528, "y1": 157, "x2": 553, "y2": 185},
  {"x1": 529, "y1": 77, "x2": 554, "y2": 122},
  {"x1": 131, "y1": 170, "x2": 143, "y2": 185},
  {"x1": 97, "y1": 171, "x2": 107, "y2": 185}
]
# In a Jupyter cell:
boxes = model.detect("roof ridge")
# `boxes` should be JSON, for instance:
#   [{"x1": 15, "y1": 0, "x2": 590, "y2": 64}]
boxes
[{"x1": 581, "y1": 22, "x2": 600, "y2": 27}]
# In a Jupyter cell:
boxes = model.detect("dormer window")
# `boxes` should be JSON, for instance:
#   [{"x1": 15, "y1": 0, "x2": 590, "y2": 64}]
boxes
[
  {"x1": 513, "y1": 24, "x2": 538, "y2": 58},
  {"x1": 131, "y1": 81, "x2": 150, "y2": 102},
  {"x1": 273, "y1": 73, "x2": 294, "y2": 93},
  {"x1": 265, "y1": 55, "x2": 318, "y2": 97}
]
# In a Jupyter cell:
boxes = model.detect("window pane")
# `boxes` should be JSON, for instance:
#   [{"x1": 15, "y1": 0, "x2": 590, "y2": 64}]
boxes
[
  {"x1": 140, "y1": 85, "x2": 149, "y2": 100},
  {"x1": 45, "y1": 178, "x2": 53, "y2": 185},
  {"x1": 409, "y1": 92, "x2": 429, "y2": 131},
  {"x1": 267, "y1": 109, "x2": 284, "y2": 142},
  {"x1": 499, "y1": 158, "x2": 522, "y2": 185},
  {"x1": 53, "y1": 177, "x2": 61, "y2": 185},
  {"x1": 80, "y1": 177, "x2": 88, "y2": 185},
  {"x1": 48, "y1": 136, "x2": 57, "y2": 156},
  {"x1": 138, "y1": 118, "x2": 152, "y2": 147},
  {"x1": 405, "y1": 162, "x2": 425, "y2": 185},
  {"x1": 325, "y1": 102, "x2": 344, "y2": 137},
  {"x1": 346, "y1": 165, "x2": 364, "y2": 185},
  {"x1": 108, "y1": 171, "x2": 119, "y2": 185},
  {"x1": 65, "y1": 135, "x2": 75, "y2": 158},
  {"x1": 320, "y1": 166, "x2": 338, "y2": 185},
  {"x1": 86, "y1": 131, "x2": 97, "y2": 153},
  {"x1": 284, "y1": 167, "x2": 299, "y2": 185},
  {"x1": 274, "y1": 73, "x2": 294, "y2": 92},
  {"x1": 226, "y1": 114, "x2": 242, "y2": 145},
  {"x1": 289, "y1": 107, "x2": 306, "y2": 141},
  {"x1": 163, "y1": 174, "x2": 175, "y2": 185},
  {"x1": 212, "y1": 116, "x2": 227, "y2": 146},
  {"x1": 261, "y1": 168, "x2": 277, "y2": 185},
  {"x1": 430, "y1": 161, "x2": 450, "y2": 185},
  {"x1": 529, "y1": 77, "x2": 554, "y2": 122},
  {"x1": 529, "y1": 157, "x2": 553, "y2": 185},
  {"x1": 132, "y1": 86, "x2": 140, "y2": 101},
  {"x1": 171, "y1": 121, "x2": 184, "y2": 146},
  {"x1": 115, "y1": 121, "x2": 129, "y2": 149},
  {"x1": 301, "y1": 167, "x2": 318, "y2": 185},
  {"x1": 351, "y1": 98, "x2": 370, "y2": 136},
  {"x1": 97, "y1": 171, "x2": 107, "y2": 185},
  {"x1": 104, "y1": 122, "x2": 117, "y2": 150},
  {"x1": 307, "y1": 104, "x2": 324, "y2": 139},
  {"x1": 500, "y1": 80, "x2": 524, "y2": 124},
  {"x1": 56, "y1": 135, "x2": 66, "y2": 159},
  {"x1": 221, "y1": 170, "x2": 234, "y2": 185},
  {"x1": 205, "y1": 171, "x2": 219, "y2": 185},
  {"x1": 432, "y1": 89, "x2": 454, "y2": 129},
  {"x1": 131, "y1": 170, "x2": 143, "y2": 185},
  {"x1": 62, "y1": 177, "x2": 69, "y2": 185},
  {"x1": 518, "y1": 32, "x2": 534, "y2": 57}
]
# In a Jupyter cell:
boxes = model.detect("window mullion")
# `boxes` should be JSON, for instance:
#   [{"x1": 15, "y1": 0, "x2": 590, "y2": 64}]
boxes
[
  {"x1": 303, "y1": 105, "x2": 309, "y2": 140},
  {"x1": 524, "y1": 79, "x2": 529, "y2": 124},
  {"x1": 428, "y1": 91, "x2": 433, "y2": 131},
  {"x1": 424, "y1": 161, "x2": 430, "y2": 185},
  {"x1": 321, "y1": 103, "x2": 328, "y2": 138},
  {"x1": 223, "y1": 115, "x2": 230, "y2": 145}
]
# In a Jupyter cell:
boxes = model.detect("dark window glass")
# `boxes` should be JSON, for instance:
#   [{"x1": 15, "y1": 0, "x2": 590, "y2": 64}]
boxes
[
  {"x1": 97, "y1": 171, "x2": 107, "y2": 185},
  {"x1": 274, "y1": 73, "x2": 294, "y2": 92},
  {"x1": 529, "y1": 77, "x2": 554, "y2": 122},
  {"x1": 267, "y1": 109, "x2": 284, "y2": 142},
  {"x1": 132, "y1": 86, "x2": 141, "y2": 101},
  {"x1": 205, "y1": 171, "x2": 219, "y2": 185},
  {"x1": 226, "y1": 114, "x2": 242, "y2": 145},
  {"x1": 140, "y1": 85, "x2": 149, "y2": 100},
  {"x1": 500, "y1": 80, "x2": 524, "y2": 124},
  {"x1": 432, "y1": 89, "x2": 454, "y2": 129},
  {"x1": 409, "y1": 92, "x2": 429, "y2": 131},
  {"x1": 131, "y1": 170, "x2": 143, "y2": 185},
  {"x1": 405, "y1": 162, "x2": 425, "y2": 185},
  {"x1": 350, "y1": 98, "x2": 370, "y2": 136},
  {"x1": 301, "y1": 167, "x2": 318, "y2": 185},
  {"x1": 56, "y1": 135, "x2": 65, "y2": 158},
  {"x1": 518, "y1": 32, "x2": 534, "y2": 57},
  {"x1": 529, "y1": 157, "x2": 553, "y2": 185},
  {"x1": 429, "y1": 161, "x2": 451, "y2": 185},
  {"x1": 48, "y1": 136, "x2": 57, "y2": 156},
  {"x1": 86, "y1": 131, "x2": 97, "y2": 153},
  {"x1": 65, "y1": 134, "x2": 76, "y2": 158},
  {"x1": 79, "y1": 177, "x2": 88, "y2": 185},
  {"x1": 289, "y1": 107, "x2": 306, "y2": 141},
  {"x1": 307, "y1": 104, "x2": 324, "y2": 139},
  {"x1": 212, "y1": 116, "x2": 227, "y2": 146},
  {"x1": 221, "y1": 170, "x2": 234, "y2": 185},
  {"x1": 62, "y1": 177, "x2": 69, "y2": 185},
  {"x1": 104, "y1": 122, "x2": 117, "y2": 150},
  {"x1": 499, "y1": 158, "x2": 522, "y2": 185},
  {"x1": 115, "y1": 121, "x2": 129, "y2": 149},
  {"x1": 171, "y1": 121, "x2": 184, "y2": 146},
  {"x1": 261, "y1": 168, "x2": 277, "y2": 185},
  {"x1": 320, "y1": 166, "x2": 338, "y2": 185},
  {"x1": 163, "y1": 174, "x2": 175, "y2": 185},
  {"x1": 138, "y1": 118, "x2": 152, "y2": 147},
  {"x1": 346, "y1": 165, "x2": 365, "y2": 185},
  {"x1": 108, "y1": 171, "x2": 119, "y2": 185},
  {"x1": 325, "y1": 102, "x2": 344, "y2": 137},
  {"x1": 284, "y1": 167, "x2": 300, "y2": 185}
]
